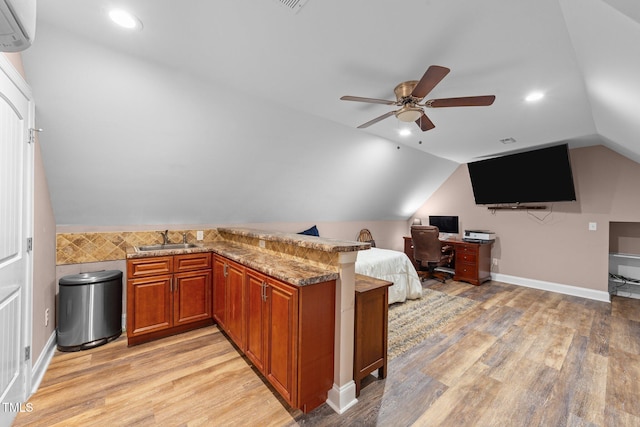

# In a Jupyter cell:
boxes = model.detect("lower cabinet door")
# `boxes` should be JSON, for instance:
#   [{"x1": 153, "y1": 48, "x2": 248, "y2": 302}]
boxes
[
  {"x1": 225, "y1": 260, "x2": 246, "y2": 349},
  {"x1": 174, "y1": 270, "x2": 212, "y2": 326},
  {"x1": 212, "y1": 255, "x2": 227, "y2": 329},
  {"x1": 245, "y1": 270, "x2": 267, "y2": 372},
  {"x1": 127, "y1": 274, "x2": 173, "y2": 336},
  {"x1": 266, "y1": 279, "x2": 298, "y2": 405}
]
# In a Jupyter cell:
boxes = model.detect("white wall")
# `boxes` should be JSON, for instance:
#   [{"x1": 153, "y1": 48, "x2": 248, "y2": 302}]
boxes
[{"x1": 23, "y1": 22, "x2": 459, "y2": 228}]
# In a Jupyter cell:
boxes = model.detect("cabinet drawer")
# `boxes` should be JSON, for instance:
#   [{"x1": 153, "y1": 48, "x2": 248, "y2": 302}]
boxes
[
  {"x1": 455, "y1": 263, "x2": 476, "y2": 279},
  {"x1": 456, "y1": 243, "x2": 478, "y2": 255},
  {"x1": 127, "y1": 256, "x2": 173, "y2": 278},
  {"x1": 456, "y1": 251, "x2": 477, "y2": 264},
  {"x1": 174, "y1": 252, "x2": 211, "y2": 272}
]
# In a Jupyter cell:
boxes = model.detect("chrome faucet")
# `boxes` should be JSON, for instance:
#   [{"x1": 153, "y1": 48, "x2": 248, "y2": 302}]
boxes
[{"x1": 160, "y1": 230, "x2": 169, "y2": 245}]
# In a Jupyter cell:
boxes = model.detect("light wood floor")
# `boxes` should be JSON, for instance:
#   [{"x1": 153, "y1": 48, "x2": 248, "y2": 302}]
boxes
[{"x1": 15, "y1": 280, "x2": 640, "y2": 426}]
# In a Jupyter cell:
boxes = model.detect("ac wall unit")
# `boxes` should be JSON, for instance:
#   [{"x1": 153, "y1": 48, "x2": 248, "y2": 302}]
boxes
[{"x1": 0, "y1": 0, "x2": 36, "y2": 52}]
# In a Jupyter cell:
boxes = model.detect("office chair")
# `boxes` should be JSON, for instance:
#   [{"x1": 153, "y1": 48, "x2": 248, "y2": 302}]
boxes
[
  {"x1": 357, "y1": 228, "x2": 376, "y2": 247},
  {"x1": 410, "y1": 225, "x2": 454, "y2": 283}
]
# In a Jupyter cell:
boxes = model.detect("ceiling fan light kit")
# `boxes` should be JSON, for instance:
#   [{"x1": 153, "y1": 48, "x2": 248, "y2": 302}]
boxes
[
  {"x1": 340, "y1": 65, "x2": 496, "y2": 131},
  {"x1": 395, "y1": 106, "x2": 423, "y2": 122}
]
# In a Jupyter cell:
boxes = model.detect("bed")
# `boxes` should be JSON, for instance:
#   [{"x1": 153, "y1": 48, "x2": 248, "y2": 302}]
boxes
[{"x1": 355, "y1": 247, "x2": 423, "y2": 304}]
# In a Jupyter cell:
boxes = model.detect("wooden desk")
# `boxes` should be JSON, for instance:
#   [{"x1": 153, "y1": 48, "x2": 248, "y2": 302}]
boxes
[
  {"x1": 403, "y1": 236, "x2": 492, "y2": 286},
  {"x1": 452, "y1": 240, "x2": 492, "y2": 285},
  {"x1": 354, "y1": 274, "x2": 392, "y2": 397}
]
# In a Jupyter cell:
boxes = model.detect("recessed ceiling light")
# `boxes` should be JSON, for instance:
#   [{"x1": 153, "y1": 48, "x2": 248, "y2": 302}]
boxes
[
  {"x1": 525, "y1": 91, "x2": 544, "y2": 102},
  {"x1": 108, "y1": 9, "x2": 143, "y2": 30}
]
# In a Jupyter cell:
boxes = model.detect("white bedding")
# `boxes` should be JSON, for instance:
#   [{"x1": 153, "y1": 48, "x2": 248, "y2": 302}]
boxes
[{"x1": 355, "y1": 247, "x2": 423, "y2": 304}]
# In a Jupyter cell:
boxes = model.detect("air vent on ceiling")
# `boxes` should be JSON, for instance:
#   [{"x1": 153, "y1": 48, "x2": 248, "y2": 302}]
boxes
[
  {"x1": 273, "y1": 0, "x2": 310, "y2": 14},
  {"x1": 499, "y1": 137, "x2": 517, "y2": 144}
]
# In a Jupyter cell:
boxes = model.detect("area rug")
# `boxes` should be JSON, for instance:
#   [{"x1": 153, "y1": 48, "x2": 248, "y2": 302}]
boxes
[{"x1": 387, "y1": 287, "x2": 478, "y2": 360}]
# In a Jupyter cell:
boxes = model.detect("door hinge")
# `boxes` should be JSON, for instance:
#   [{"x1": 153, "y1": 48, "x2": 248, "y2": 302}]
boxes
[
  {"x1": 28, "y1": 128, "x2": 43, "y2": 144},
  {"x1": 26, "y1": 237, "x2": 33, "y2": 253},
  {"x1": 25, "y1": 346, "x2": 31, "y2": 361}
]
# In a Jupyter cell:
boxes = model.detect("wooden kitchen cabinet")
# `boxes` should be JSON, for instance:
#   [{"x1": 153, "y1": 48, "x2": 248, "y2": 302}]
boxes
[
  {"x1": 212, "y1": 255, "x2": 246, "y2": 349},
  {"x1": 127, "y1": 274, "x2": 173, "y2": 337},
  {"x1": 264, "y1": 276, "x2": 299, "y2": 404},
  {"x1": 245, "y1": 269, "x2": 267, "y2": 372},
  {"x1": 245, "y1": 268, "x2": 299, "y2": 402},
  {"x1": 126, "y1": 253, "x2": 213, "y2": 346},
  {"x1": 174, "y1": 269, "x2": 212, "y2": 326},
  {"x1": 354, "y1": 274, "x2": 391, "y2": 397},
  {"x1": 128, "y1": 255, "x2": 173, "y2": 278},
  {"x1": 212, "y1": 255, "x2": 227, "y2": 328},
  {"x1": 215, "y1": 255, "x2": 335, "y2": 413}
]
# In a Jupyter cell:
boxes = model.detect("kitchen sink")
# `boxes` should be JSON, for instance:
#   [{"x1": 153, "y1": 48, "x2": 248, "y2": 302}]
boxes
[{"x1": 136, "y1": 243, "x2": 199, "y2": 251}]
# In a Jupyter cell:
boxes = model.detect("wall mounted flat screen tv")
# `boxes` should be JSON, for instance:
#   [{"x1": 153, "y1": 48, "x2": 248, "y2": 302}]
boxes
[
  {"x1": 429, "y1": 215, "x2": 459, "y2": 234},
  {"x1": 467, "y1": 144, "x2": 576, "y2": 205}
]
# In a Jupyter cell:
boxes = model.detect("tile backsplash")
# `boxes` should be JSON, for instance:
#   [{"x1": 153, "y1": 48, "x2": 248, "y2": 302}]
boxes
[
  {"x1": 56, "y1": 229, "x2": 221, "y2": 265},
  {"x1": 55, "y1": 228, "x2": 340, "y2": 269}
]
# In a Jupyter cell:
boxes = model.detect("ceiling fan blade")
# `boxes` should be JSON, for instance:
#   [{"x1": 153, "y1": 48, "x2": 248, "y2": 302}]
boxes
[
  {"x1": 428, "y1": 95, "x2": 496, "y2": 108},
  {"x1": 357, "y1": 110, "x2": 396, "y2": 128},
  {"x1": 415, "y1": 113, "x2": 435, "y2": 131},
  {"x1": 340, "y1": 95, "x2": 396, "y2": 105},
  {"x1": 411, "y1": 65, "x2": 451, "y2": 99}
]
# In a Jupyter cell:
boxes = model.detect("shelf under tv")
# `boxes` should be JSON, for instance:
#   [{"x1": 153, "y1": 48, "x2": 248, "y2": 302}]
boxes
[{"x1": 487, "y1": 205, "x2": 547, "y2": 210}]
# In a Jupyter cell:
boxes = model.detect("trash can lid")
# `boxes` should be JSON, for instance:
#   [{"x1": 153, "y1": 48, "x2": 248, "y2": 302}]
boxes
[{"x1": 59, "y1": 270, "x2": 123, "y2": 285}]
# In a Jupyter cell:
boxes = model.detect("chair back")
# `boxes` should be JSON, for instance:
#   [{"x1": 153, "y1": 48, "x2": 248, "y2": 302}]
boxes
[
  {"x1": 357, "y1": 228, "x2": 376, "y2": 247},
  {"x1": 410, "y1": 225, "x2": 441, "y2": 263}
]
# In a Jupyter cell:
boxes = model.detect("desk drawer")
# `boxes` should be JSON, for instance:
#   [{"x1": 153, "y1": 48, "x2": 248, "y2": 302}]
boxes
[
  {"x1": 455, "y1": 243, "x2": 478, "y2": 255},
  {"x1": 456, "y1": 251, "x2": 477, "y2": 264},
  {"x1": 455, "y1": 263, "x2": 477, "y2": 280}
]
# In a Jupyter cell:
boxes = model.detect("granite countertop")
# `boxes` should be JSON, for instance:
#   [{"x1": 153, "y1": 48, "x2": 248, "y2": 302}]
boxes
[
  {"x1": 126, "y1": 243, "x2": 212, "y2": 258},
  {"x1": 126, "y1": 241, "x2": 339, "y2": 286},
  {"x1": 209, "y1": 241, "x2": 338, "y2": 286},
  {"x1": 218, "y1": 227, "x2": 371, "y2": 252}
]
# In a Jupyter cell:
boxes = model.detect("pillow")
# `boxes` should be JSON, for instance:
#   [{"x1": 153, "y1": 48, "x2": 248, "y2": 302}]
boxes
[{"x1": 298, "y1": 225, "x2": 319, "y2": 237}]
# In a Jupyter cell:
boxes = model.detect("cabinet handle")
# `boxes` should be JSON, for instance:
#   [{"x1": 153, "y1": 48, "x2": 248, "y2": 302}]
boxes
[
  {"x1": 262, "y1": 281, "x2": 268, "y2": 302},
  {"x1": 223, "y1": 263, "x2": 228, "y2": 277},
  {"x1": 170, "y1": 277, "x2": 173, "y2": 292}
]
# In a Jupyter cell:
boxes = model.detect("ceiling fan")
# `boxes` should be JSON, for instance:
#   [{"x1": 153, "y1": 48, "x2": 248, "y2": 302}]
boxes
[{"x1": 340, "y1": 65, "x2": 496, "y2": 131}]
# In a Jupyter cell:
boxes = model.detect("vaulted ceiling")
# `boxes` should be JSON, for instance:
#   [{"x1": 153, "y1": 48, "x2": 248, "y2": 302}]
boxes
[{"x1": 21, "y1": 0, "x2": 640, "y2": 226}]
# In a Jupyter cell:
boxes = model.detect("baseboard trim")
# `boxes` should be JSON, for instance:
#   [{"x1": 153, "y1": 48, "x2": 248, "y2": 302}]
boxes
[
  {"x1": 492, "y1": 273, "x2": 610, "y2": 302},
  {"x1": 326, "y1": 381, "x2": 358, "y2": 414},
  {"x1": 31, "y1": 331, "x2": 56, "y2": 395}
]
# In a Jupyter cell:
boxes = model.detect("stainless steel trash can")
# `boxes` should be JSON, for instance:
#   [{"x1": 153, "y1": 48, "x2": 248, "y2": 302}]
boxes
[{"x1": 57, "y1": 270, "x2": 123, "y2": 352}]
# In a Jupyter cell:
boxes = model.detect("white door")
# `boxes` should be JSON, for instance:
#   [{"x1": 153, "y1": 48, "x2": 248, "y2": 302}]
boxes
[{"x1": 0, "y1": 54, "x2": 34, "y2": 425}]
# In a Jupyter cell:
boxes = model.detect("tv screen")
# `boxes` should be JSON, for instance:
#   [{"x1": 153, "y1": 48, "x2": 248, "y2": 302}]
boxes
[
  {"x1": 467, "y1": 144, "x2": 576, "y2": 205},
  {"x1": 429, "y1": 215, "x2": 459, "y2": 234}
]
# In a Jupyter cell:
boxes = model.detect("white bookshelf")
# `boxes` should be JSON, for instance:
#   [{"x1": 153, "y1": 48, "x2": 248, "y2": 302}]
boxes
[{"x1": 609, "y1": 252, "x2": 640, "y2": 298}]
